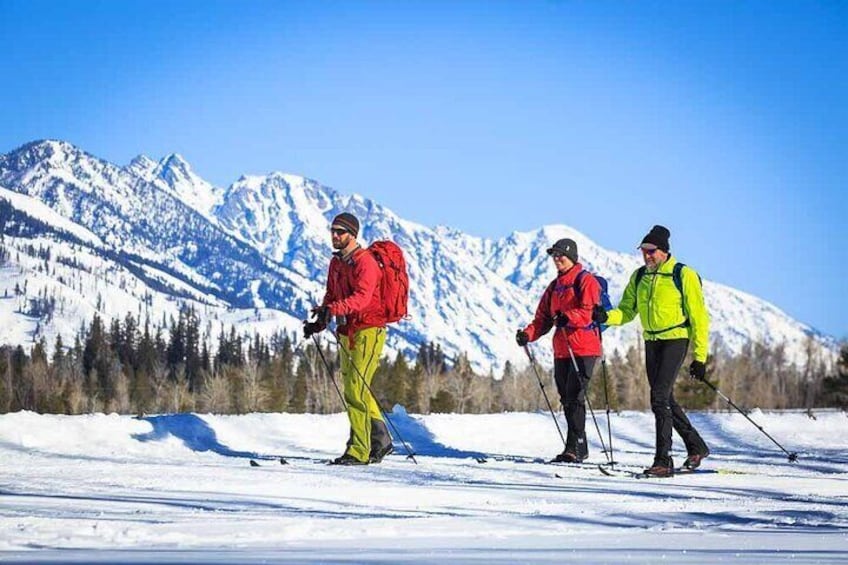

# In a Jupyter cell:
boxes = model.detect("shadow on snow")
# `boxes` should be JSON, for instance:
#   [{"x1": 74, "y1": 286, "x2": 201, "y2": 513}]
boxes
[{"x1": 132, "y1": 413, "x2": 262, "y2": 460}]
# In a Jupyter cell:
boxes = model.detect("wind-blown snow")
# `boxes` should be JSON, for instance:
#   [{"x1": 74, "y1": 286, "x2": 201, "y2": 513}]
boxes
[{"x1": 0, "y1": 409, "x2": 846, "y2": 563}]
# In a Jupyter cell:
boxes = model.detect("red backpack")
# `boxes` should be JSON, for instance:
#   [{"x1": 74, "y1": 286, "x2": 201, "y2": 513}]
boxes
[{"x1": 368, "y1": 240, "x2": 409, "y2": 324}]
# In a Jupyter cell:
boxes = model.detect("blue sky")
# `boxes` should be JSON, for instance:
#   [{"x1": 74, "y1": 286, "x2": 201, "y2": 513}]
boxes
[{"x1": 1, "y1": 1, "x2": 846, "y2": 339}]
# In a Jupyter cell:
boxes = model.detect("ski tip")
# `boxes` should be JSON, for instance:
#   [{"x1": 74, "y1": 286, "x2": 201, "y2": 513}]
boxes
[
  {"x1": 714, "y1": 468, "x2": 746, "y2": 475},
  {"x1": 475, "y1": 457, "x2": 488, "y2": 464},
  {"x1": 249, "y1": 459, "x2": 260, "y2": 467},
  {"x1": 279, "y1": 457, "x2": 289, "y2": 465}
]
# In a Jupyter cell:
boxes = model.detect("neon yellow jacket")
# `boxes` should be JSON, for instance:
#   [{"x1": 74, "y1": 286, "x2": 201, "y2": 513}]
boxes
[{"x1": 605, "y1": 256, "x2": 710, "y2": 362}]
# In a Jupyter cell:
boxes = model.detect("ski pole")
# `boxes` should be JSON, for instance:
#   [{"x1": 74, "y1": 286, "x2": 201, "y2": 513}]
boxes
[
  {"x1": 310, "y1": 333, "x2": 347, "y2": 410},
  {"x1": 701, "y1": 378, "x2": 798, "y2": 462},
  {"x1": 596, "y1": 327, "x2": 616, "y2": 467},
  {"x1": 522, "y1": 344, "x2": 569, "y2": 452},
  {"x1": 562, "y1": 334, "x2": 611, "y2": 464},
  {"x1": 331, "y1": 334, "x2": 418, "y2": 464}
]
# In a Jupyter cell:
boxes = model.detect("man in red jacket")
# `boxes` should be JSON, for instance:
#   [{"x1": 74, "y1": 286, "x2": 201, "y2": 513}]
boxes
[
  {"x1": 516, "y1": 238, "x2": 602, "y2": 463},
  {"x1": 304, "y1": 212, "x2": 392, "y2": 466}
]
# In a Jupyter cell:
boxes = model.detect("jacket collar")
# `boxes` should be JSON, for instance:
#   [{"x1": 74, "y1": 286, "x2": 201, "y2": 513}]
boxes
[
  {"x1": 556, "y1": 262, "x2": 583, "y2": 281},
  {"x1": 649, "y1": 255, "x2": 677, "y2": 274},
  {"x1": 334, "y1": 244, "x2": 363, "y2": 265}
]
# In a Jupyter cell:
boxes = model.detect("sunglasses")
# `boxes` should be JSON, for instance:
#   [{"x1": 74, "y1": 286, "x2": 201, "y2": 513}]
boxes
[
  {"x1": 641, "y1": 247, "x2": 660, "y2": 256},
  {"x1": 330, "y1": 228, "x2": 349, "y2": 236}
]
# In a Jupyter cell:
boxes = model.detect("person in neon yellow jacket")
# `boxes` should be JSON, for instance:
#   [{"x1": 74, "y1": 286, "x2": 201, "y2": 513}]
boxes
[{"x1": 593, "y1": 225, "x2": 710, "y2": 477}]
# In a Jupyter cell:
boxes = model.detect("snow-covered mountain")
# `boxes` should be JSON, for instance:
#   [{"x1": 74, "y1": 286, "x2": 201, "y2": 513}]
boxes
[{"x1": 0, "y1": 140, "x2": 834, "y2": 370}]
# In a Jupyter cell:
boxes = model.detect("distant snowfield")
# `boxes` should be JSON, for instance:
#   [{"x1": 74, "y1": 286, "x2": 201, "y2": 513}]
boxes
[{"x1": 1, "y1": 409, "x2": 846, "y2": 563}]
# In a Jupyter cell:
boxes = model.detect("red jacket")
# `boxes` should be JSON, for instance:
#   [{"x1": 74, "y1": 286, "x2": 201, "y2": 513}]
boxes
[
  {"x1": 323, "y1": 246, "x2": 385, "y2": 337},
  {"x1": 524, "y1": 263, "x2": 602, "y2": 358}
]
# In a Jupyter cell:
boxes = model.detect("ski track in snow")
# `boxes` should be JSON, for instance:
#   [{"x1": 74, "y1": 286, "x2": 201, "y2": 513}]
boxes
[{"x1": 0, "y1": 410, "x2": 847, "y2": 563}]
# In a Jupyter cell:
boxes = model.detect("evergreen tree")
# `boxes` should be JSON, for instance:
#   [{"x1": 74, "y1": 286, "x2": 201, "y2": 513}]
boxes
[
  {"x1": 120, "y1": 312, "x2": 138, "y2": 371},
  {"x1": 820, "y1": 344, "x2": 848, "y2": 408},
  {"x1": 31, "y1": 337, "x2": 48, "y2": 366},
  {"x1": 429, "y1": 389, "x2": 456, "y2": 413},
  {"x1": 52, "y1": 334, "x2": 65, "y2": 367},
  {"x1": 200, "y1": 340, "x2": 211, "y2": 375},
  {"x1": 289, "y1": 361, "x2": 308, "y2": 413},
  {"x1": 674, "y1": 353, "x2": 717, "y2": 409},
  {"x1": 167, "y1": 311, "x2": 186, "y2": 380},
  {"x1": 0, "y1": 347, "x2": 11, "y2": 412},
  {"x1": 10, "y1": 345, "x2": 29, "y2": 411},
  {"x1": 133, "y1": 320, "x2": 158, "y2": 413},
  {"x1": 81, "y1": 313, "x2": 119, "y2": 400},
  {"x1": 82, "y1": 313, "x2": 105, "y2": 379},
  {"x1": 183, "y1": 307, "x2": 202, "y2": 391},
  {"x1": 405, "y1": 364, "x2": 424, "y2": 413}
]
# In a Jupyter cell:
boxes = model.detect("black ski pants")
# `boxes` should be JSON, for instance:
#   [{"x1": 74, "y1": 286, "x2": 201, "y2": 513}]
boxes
[
  {"x1": 645, "y1": 338, "x2": 708, "y2": 466},
  {"x1": 554, "y1": 356, "x2": 597, "y2": 457}
]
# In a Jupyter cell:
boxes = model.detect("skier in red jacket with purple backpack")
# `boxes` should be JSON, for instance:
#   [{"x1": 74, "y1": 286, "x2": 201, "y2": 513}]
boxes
[{"x1": 516, "y1": 238, "x2": 601, "y2": 463}]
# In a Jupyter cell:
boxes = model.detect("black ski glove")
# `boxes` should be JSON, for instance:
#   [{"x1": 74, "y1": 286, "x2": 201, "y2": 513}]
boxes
[
  {"x1": 592, "y1": 304, "x2": 608, "y2": 324},
  {"x1": 311, "y1": 305, "x2": 331, "y2": 326},
  {"x1": 303, "y1": 321, "x2": 324, "y2": 339},
  {"x1": 515, "y1": 329, "x2": 529, "y2": 347},
  {"x1": 689, "y1": 360, "x2": 706, "y2": 382},
  {"x1": 554, "y1": 311, "x2": 569, "y2": 328}
]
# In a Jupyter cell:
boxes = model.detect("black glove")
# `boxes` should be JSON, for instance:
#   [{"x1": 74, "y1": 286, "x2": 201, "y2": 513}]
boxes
[
  {"x1": 311, "y1": 305, "x2": 331, "y2": 326},
  {"x1": 592, "y1": 304, "x2": 608, "y2": 324},
  {"x1": 515, "y1": 329, "x2": 529, "y2": 347},
  {"x1": 689, "y1": 360, "x2": 706, "y2": 382},
  {"x1": 303, "y1": 321, "x2": 323, "y2": 339},
  {"x1": 554, "y1": 311, "x2": 569, "y2": 328}
]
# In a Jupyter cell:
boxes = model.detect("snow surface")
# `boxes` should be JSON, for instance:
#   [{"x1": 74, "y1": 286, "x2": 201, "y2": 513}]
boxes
[
  {"x1": 1, "y1": 409, "x2": 846, "y2": 563},
  {"x1": 0, "y1": 186, "x2": 103, "y2": 246}
]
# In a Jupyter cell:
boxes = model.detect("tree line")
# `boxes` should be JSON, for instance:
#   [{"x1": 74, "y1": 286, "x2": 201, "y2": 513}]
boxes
[{"x1": 0, "y1": 307, "x2": 845, "y2": 416}]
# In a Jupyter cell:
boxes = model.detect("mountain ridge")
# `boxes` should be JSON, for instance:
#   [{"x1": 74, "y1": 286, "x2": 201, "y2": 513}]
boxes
[{"x1": 0, "y1": 140, "x2": 835, "y2": 370}]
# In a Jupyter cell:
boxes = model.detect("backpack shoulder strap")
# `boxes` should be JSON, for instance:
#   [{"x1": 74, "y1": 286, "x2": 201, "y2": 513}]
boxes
[
  {"x1": 634, "y1": 266, "x2": 647, "y2": 288},
  {"x1": 573, "y1": 269, "x2": 587, "y2": 302},
  {"x1": 674, "y1": 262, "x2": 703, "y2": 289},
  {"x1": 672, "y1": 262, "x2": 685, "y2": 295},
  {"x1": 544, "y1": 277, "x2": 558, "y2": 297},
  {"x1": 346, "y1": 245, "x2": 368, "y2": 266},
  {"x1": 673, "y1": 262, "x2": 704, "y2": 316},
  {"x1": 633, "y1": 266, "x2": 647, "y2": 306},
  {"x1": 541, "y1": 277, "x2": 559, "y2": 316}
]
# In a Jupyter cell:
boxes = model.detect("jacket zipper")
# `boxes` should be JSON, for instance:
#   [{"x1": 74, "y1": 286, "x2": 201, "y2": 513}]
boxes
[{"x1": 647, "y1": 269, "x2": 658, "y2": 333}]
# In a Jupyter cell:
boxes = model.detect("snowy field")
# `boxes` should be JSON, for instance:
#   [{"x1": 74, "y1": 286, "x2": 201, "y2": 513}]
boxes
[{"x1": 1, "y1": 409, "x2": 847, "y2": 563}]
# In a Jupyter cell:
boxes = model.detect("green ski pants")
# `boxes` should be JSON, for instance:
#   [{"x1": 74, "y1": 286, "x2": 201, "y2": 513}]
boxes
[{"x1": 339, "y1": 327, "x2": 386, "y2": 462}]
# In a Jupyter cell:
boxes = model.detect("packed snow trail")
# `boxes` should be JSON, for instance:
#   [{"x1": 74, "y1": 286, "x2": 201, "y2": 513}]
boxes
[{"x1": 1, "y1": 409, "x2": 846, "y2": 563}]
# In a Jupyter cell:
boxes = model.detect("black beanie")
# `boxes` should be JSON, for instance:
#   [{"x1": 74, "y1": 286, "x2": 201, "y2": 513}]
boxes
[
  {"x1": 331, "y1": 212, "x2": 360, "y2": 237},
  {"x1": 546, "y1": 238, "x2": 578, "y2": 263},
  {"x1": 640, "y1": 225, "x2": 671, "y2": 252}
]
